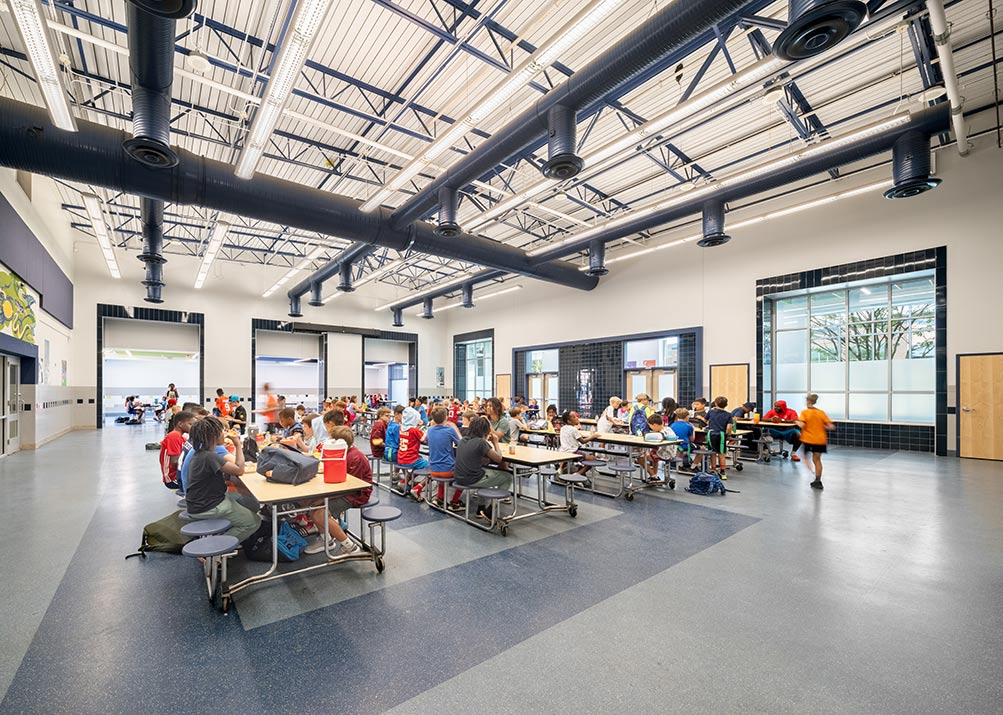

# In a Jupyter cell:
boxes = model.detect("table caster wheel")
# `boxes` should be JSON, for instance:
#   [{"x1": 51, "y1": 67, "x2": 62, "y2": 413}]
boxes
[
  {"x1": 735, "y1": 463, "x2": 744, "y2": 472},
  {"x1": 498, "y1": 524, "x2": 508, "y2": 537},
  {"x1": 568, "y1": 505, "x2": 578, "y2": 518},
  {"x1": 669, "y1": 479, "x2": 676, "y2": 490},
  {"x1": 624, "y1": 492, "x2": 634, "y2": 501},
  {"x1": 375, "y1": 556, "x2": 385, "y2": 573},
  {"x1": 782, "y1": 451, "x2": 789, "y2": 459}
]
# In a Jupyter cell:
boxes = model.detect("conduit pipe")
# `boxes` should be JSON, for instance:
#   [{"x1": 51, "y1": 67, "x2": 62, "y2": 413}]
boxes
[
  {"x1": 388, "y1": 0, "x2": 753, "y2": 229},
  {"x1": 0, "y1": 98, "x2": 598, "y2": 293},
  {"x1": 926, "y1": 0, "x2": 970, "y2": 154},
  {"x1": 527, "y1": 104, "x2": 950, "y2": 265}
]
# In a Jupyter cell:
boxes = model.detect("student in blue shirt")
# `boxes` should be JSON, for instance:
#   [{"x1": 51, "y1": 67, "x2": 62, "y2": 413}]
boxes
[
  {"x1": 384, "y1": 405, "x2": 404, "y2": 463},
  {"x1": 420, "y1": 406, "x2": 463, "y2": 509},
  {"x1": 417, "y1": 397, "x2": 429, "y2": 426},
  {"x1": 669, "y1": 408, "x2": 696, "y2": 470}
]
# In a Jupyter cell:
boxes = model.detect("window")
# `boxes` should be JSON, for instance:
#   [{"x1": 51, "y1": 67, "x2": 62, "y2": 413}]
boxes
[
  {"x1": 624, "y1": 337, "x2": 678, "y2": 368},
  {"x1": 455, "y1": 338, "x2": 493, "y2": 401},
  {"x1": 764, "y1": 274, "x2": 935, "y2": 424},
  {"x1": 526, "y1": 349, "x2": 559, "y2": 407}
]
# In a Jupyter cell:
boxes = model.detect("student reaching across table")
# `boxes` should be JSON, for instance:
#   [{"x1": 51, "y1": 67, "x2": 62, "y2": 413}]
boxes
[
  {"x1": 597, "y1": 396, "x2": 624, "y2": 432},
  {"x1": 796, "y1": 394, "x2": 835, "y2": 491},
  {"x1": 454, "y1": 416, "x2": 512, "y2": 523}
]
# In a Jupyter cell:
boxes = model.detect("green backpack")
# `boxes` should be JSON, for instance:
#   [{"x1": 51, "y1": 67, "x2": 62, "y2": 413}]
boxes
[{"x1": 125, "y1": 510, "x2": 193, "y2": 559}]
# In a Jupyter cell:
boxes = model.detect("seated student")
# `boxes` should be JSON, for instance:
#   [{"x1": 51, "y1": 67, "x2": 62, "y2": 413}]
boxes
[
  {"x1": 508, "y1": 406, "x2": 528, "y2": 444},
  {"x1": 525, "y1": 399, "x2": 540, "y2": 419},
  {"x1": 642, "y1": 413, "x2": 678, "y2": 480},
  {"x1": 384, "y1": 405, "x2": 404, "y2": 463},
  {"x1": 627, "y1": 394, "x2": 655, "y2": 436},
  {"x1": 176, "y1": 408, "x2": 210, "y2": 486},
  {"x1": 417, "y1": 406, "x2": 462, "y2": 507},
  {"x1": 302, "y1": 413, "x2": 321, "y2": 452},
  {"x1": 706, "y1": 396, "x2": 735, "y2": 478},
  {"x1": 160, "y1": 410, "x2": 195, "y2": 490},
  {"x1": 295, "y1": 404, "x2": 307, "y2": 422},
  {"x1": 669, "y1": 408, "x2": 696, "y2": 470},
  {"x1": 164, "y1": 403, "x2": 181, "y2": 433},
  {"x1": 485, "y1": 397, "x2": 511, "y2": 444},
  {"x1": 546, "y1": 404, "x2": 561, "y2": 431},
  {"x1": 185, "y1": 418, "x2": 261, "y2": 542},
  {"x1": 302, "y1": 426, "x2": 368, "y2": 555},
  {"x1": 368, "y1": 407, "x2": 391, "y2": 460},
  {"x1": 597, "y1": 396, "x2": 624, "y2": 432},
  {"x1": 179, "y1": 415, "x2": 241, "y2": 493},
  {"x1": 227, "y1": 396, "x2": 247, "y2": 434},
  {"x1": 460, "y1": 409, "x2": 478, "y2": 437},
  {"x1": 277, "y1": 407, "x2": 309, "y2": 453},
  {"x1": 731, "y1": 401, "x2": 755, "y2": 420},
  {"x1": 417, "y1": 396, "x2": 429, "y2": 427},
  {"x1": 398, "y1": 408, "x2": 428, "y2": 493},
  {"x1": 689, "y1": 398, "x2": 709, "y2": 427},
  {"x1": 125, "y1": 396, "x2": 145, "y2": 422},
  {"x1": 559, "y1": 411, "x2": 598, "y2": 477},
  {"x1": 322, "y1": 407, "x2": 347, "y2": 438},
  {"x1": 661, "y1": 397, "x2": 678, "y2": 426},
  {"x1": 454, "y1": 416, "x2": 512, "y2": 522},
  {"x1": 214, "y1": 389, "x2": 230, "y2": 419},
  {"x1": 763, "y1": 399, "x2": 802, "y2": 462},
  {"x1": 447, "y1": 399, "x2": 462, "y2": 425}
]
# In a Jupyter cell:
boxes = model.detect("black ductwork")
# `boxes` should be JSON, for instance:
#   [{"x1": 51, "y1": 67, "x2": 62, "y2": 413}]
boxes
[
  {"x1": 289, "y1": 294, "x2": 303, "y2": 318},
  {"x1": 286, "y1": 244, "x2": 374, "y2": 312},
  {"x1": 461, "y1": 283, "x2": 475, "y2": 308},
  {"x1": 391, "y1": 308, "x2": 404, "y2": 328},
  {"x1": 542, "y1": 105, "x2": 584, "y2": 180},
  {"x1": 338, "y1": 261, "x2": 355, "y2": 292},
  {"x1": 527, "y1": 105, "x2": 951, "y2": 265},
  {"x1": 698, "y1": 199, "x2": 731, "y2": 247},
  {"x1": 128, "y1": 0, "x2": 196, "y2": 19},
  {"x1": 307, "y1": 281, "x2": 324, "y2": 307},
  {"x1": 138, "y1": 198, "x2": 166, "y2": 302},
  {"x1": 587, "y1": 239, "x2": 608, "y2": 276},
  {"x1": 390, "y1": 268, "x2": 502, "y2": 316},
  {"x1": 883, "y1": 131, "x2": 942, "y2": 199},
  {"x1": 421, "y1": 297, "x2": 434, "y2": 319},
  {"x1": 126, "y1": 1, "x2": 182, "y2": 304},
  {"x1": 772, "y1": 0, "x2": 867, "y2": 61},
  {"x1": 0, "y1": 100, "x2": 598, "y2": 293},
  {"x1": 436, "y1": 187, "x2": 460, "y2": 237},
  {"x1": 389, "y1": 0, "x2": 752, "y2": 229}
]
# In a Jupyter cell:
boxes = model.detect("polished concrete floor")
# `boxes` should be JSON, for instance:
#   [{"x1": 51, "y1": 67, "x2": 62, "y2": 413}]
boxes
[{"x1": 0, "y1": 423, "x2": 1001, "y2": 714}]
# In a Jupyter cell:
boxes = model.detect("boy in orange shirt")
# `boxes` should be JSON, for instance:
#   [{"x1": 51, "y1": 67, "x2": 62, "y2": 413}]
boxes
[
  {"x1": 796, "y1": 393, "x2": 835, "y2": 490},
  {"x1": 214, "y1": 388, "x2": 230, "y2": 418}
]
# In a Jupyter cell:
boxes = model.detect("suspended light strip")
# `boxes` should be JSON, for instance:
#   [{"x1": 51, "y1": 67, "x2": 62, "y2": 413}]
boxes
[
  {"x1": 465, "y1": 55, "x2": 788, "y2": 232},
  {"x1": 374, "y1": 271, "x2": 476, "y2": 311},
  {"x1": 261, "y1": 245, "x2": 328, "y2": 297},
  {"x1": 81, "y1": 194, "x2": 120, "y2": 278},
  {"x1": 533, "y1": 114, "x2": 912, "y2": 257},
  {"x1": 414, "y1": 284, "x2": 522, "y2": 315},
  {"x1": 9, "y1": 0, "x2": 77, "y2": 131},
  {"x1": 234, "y1": 0, "x2": 333, "y2": 179},
  {"x1": 194, "y1": 221, "x2": 231, "y2": 289},
  {"x1": 322, "y1": 257, "x2": 411, "y2": 302},
  {"x1": 359, "y1": 0, "x2": 629, "y2": 212},
  {"x1": 586, "y1": 179, "x2": 894, "y2": 268}
]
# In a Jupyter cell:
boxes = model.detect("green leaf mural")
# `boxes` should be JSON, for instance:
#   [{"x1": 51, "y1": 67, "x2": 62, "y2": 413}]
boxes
[{"x1": 0, "y1": 269, "x2": 36, "y2": 344}]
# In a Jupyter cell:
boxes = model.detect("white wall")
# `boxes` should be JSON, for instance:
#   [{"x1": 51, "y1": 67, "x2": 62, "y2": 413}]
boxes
[
  {"x1": 445, "y1": 137, "x2": 1003, "y2": 452},
  {"x1": 104, "y1": 318, "x2": 199, "y2": 352},
  {"x1": 329, "y1": 332, "x2": 363, "y2": 397}
]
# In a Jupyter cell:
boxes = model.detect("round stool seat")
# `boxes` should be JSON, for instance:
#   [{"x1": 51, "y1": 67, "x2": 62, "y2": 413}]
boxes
[
  {"x1": 414, "y1": 468, "x2": 431, "y2": 477},
  {"x1": 691, "y1": 449, "x2": 715, "y2": 456},
  {"x1": 428, "y1": 474, "x2": 454, "y2": 483},
  {"x1": 182, "y1": 534, "x2": 240, "y2": 558},
  {"x1": 559, "y1": 473, "x2": 589, "y2": 485},
  {"x1": 538, "y1": 466, "x2": 559, "y2": 476},
  {"x1": 361, "y1": 495, "x2": 380, "y2": 509},
  {"x1": 581, "y1": 459, "x2": 606, "y2": 468},
  {"x1": 179, "y1": 510, "x2": 192, "y2": 521},
  {"x1": 180, "y1": 519, "x2": 231, "y2": 537},
  {"x1": 362, "y1": 505, "x2": 402, "y2": 523},
  {"x1": 476, "y1": 488, "x2": 510, "y2": 500},
  {"x1": 176, "y1": 498, "x2": 187, "y2": 508},
  {"x1": 609, "y1": 464, "x2": 636, "y2": 473},
  {"x1": 451, "y1": 482, "x2": 475, "y2": 491}
]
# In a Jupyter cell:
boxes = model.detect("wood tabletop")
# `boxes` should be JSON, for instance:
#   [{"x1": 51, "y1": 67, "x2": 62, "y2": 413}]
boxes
[
  {"x1": 499, "y1": 444, "x2": 581, "y2": 466},
  {"x1": 240, "y1": 469, "x2": 370, "y2": 504},
  {"x1": 737, "y1": 419, "x2": 798, "y2": 428},
  {"x1": 585, "y1": 431, "x2": 681, "y2": 447}
]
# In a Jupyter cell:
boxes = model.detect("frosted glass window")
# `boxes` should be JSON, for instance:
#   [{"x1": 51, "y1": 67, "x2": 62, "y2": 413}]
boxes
[
  {"x1": 892, "y1": 358, "x2": 935, "y2": 391},
  {"x1": 526, "y1": 349, "x2": 558, "y2": 373},
  {"x1": 849, "y1": 360, "x2": 888, "y2": 391},
  {"x1": 775, "y1": 296, "x2": 808, "y2": 329},
  {"x1": 529, "y1": 377, "x2": 543, "y2": 402},
  {"x1": 849, "y1": 393, "x2": 888, "y2": 421},
  {"x1": 775, "y1": 393, "x2": 805, "y2": 413},
  {"x1": 630, "y1": 374, "x2": 647, "y2": 396},
  {"x1": 775, "y1": 330, "x2": 807, "y2": 391},
  {"x1": 892, "y1": 393, "x2": 935, "y2": 423},
  {"x1": 811, "y1": 361, "x2": 846, "y2": 391},
  {"x1": 624, "y1": 337, "x2": 678, "y2": 368},
  {"x1": 814, "y1": 393, "x2": 846, "y2": 420}
]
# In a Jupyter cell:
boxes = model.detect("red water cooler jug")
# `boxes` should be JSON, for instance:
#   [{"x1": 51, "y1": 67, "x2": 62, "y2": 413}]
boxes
[{"x1": 321, "y1": 438, "x2": 348, "y2": 483}]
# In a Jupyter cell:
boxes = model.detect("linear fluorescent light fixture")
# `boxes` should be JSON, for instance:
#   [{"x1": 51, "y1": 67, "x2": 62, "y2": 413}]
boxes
[
  {"x1": 81, "y1": 194, "x2": 120, "y2": 278},
  {"x1": 533, "y1": 114, "x2": 911, "y2": 256},
  {"x1": 261, "y1": 245, "x2": 328, "y2": 297},
  {"x1": 234, "y1": 0, "x2": 333, "y2": 179},
  {"x1": 194, "y1": 221, "x2": 231, "y2": 289},
  {"x1": 10, "y1": 0, "x2": 77, "y2": 131},
  {"x1": 359, "y1": 0, "x2": 628, "y2": 212},
  {"x1": 414, "y1": 284, "x2": 522, "y2": 315}
]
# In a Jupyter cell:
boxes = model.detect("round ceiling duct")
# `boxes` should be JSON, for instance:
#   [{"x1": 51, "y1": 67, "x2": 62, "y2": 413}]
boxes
[{"x1": 773, "y1": 0, "x2": 867, "y2": 61}]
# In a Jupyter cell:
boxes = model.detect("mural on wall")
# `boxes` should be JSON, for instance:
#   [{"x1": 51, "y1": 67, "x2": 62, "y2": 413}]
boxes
[{"x1": 0, "y1": 268, "x2": 36, "y2": 344}]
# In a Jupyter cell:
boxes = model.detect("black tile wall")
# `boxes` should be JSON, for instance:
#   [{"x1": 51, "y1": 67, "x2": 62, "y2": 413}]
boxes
[
  {"x1": 755, "y1": 247, "x2": 947, "y2": 455},
  {"x1": 677, "y1": 333, "x2": 698, "y2": 405},
  {"x1": 558, "y1": 342, "x2": 624, "y2": 418},
  {"x1": 514, "y1": 350, "x2": 528, "y2": 402}
]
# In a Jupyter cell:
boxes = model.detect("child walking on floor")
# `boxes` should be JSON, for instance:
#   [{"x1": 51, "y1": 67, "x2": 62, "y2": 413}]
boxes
[{"x1": 796, "y1": 393, "x2": 835, "y2": 490}]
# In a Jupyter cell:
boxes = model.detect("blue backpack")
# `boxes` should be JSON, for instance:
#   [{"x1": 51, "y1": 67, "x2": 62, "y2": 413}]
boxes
[
  {"x1": 630, "y1": 406, "x2": 650, "y2": 435},
  {"x1": 686, "y1": 472, "x2": 727, "y2": 496}
]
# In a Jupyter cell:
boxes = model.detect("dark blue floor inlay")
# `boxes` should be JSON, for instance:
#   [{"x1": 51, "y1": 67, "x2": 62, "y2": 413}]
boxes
[{"x1": 2, "y1": 488, "x2": 757, "y2": 714}]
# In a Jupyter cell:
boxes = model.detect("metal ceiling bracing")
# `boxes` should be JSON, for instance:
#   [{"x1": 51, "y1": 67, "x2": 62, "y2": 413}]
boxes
[{"x1": 0, "y1": 0, "x2": 998, "y2": 300}]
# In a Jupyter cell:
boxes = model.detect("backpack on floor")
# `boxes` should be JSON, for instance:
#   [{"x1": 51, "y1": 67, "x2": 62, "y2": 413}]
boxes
[
  {"x1": 125, "y1": 510, "x2": 193, "y2": 558},
  {"x1": 241, "y1": 520, "x2": 308, "y2": 563},
  {"x1": 145, "y1": 442, "x2": 161, "y2": 451},
  {"x1": 686, "y1": 472, "x2": 727, "y2": 496},
  {"x1": 115, "y1": 416, "x2": 129, "y2": 423}
]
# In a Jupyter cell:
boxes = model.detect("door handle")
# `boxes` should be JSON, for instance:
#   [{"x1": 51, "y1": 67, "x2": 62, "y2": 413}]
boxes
[{"x1": 961, "y1": 407, "x2": 974, "y2": 412}]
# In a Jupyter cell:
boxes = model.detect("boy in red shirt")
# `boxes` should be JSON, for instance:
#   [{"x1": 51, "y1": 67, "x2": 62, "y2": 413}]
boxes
[
  {"x1": 303, "y1": 425, "x2": 370, "y2": 556},
  {"x1": 447, "y1": 399, "x2": 462, "y2": 424},
  {"x1": 369, "y1": 407, "x2": 391, "y2": 459},
  {"x1": 397, "y1": 406, "x2": 428, "y2": 491},
  {"x1": 160, "y1": 410, "x2": 195, "y2": 490}
]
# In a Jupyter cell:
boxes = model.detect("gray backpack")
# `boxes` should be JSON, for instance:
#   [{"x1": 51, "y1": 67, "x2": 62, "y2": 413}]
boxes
[{"x1": 256, "y1": 445, "x2": 318, "y2": 485}]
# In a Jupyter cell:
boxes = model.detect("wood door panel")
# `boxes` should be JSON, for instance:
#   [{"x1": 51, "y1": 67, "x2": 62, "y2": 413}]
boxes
[
  {"x1": 495, "y1": 373, "x2": 511, "y2": 405},
  {"x1": 959, "y1": 355, "x2": 1003, "y2": 460},
  {"x1": 710, "y1": 364, "x2": 750, "y2": 412}
]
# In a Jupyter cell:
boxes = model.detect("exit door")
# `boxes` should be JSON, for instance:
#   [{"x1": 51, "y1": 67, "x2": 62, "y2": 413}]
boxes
[
  {"x1": 625, "y1": 369, "x2": 676, "y2": 402},
  {"x1": 1, "y1": 356, "x2": 21, "y2": 455},
  {"x1": 958, "y1": 353, "x2": 1003, "y2": 460}
]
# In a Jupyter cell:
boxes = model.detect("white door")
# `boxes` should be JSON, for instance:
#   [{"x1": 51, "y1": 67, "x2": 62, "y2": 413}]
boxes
[
  {"x1": 2, "y1": 356, "x2": 20, "y2": 455},
  {"x1": 654, "y1": 369, "x2": 677, "y2": 402}
]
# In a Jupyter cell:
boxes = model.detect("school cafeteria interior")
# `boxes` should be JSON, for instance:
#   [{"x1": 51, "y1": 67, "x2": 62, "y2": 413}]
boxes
[{"x1": 0, "y1": 0, "x2": 1001, "y2": 712}]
